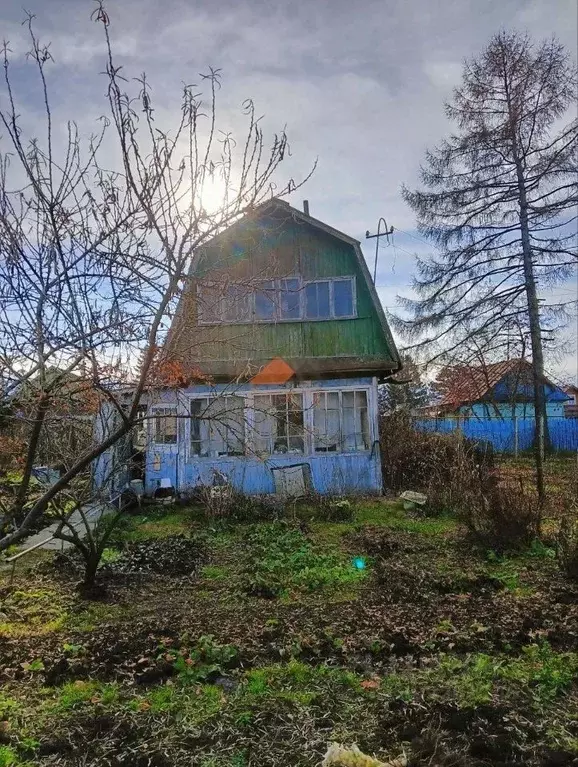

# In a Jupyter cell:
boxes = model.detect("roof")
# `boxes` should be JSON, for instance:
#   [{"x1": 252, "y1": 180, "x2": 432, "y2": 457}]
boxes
[{"x1": 436, "y1": 359, "x2": 568, "y2": 408}]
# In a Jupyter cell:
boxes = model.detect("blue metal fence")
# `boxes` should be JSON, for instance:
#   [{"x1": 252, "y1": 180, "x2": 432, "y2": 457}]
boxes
[{"x1": 413, "y1": 416, "x2": 578, "y2": 453}]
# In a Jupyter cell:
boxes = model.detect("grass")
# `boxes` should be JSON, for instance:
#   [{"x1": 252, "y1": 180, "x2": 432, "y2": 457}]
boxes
[
  {"x1": 241, "y1": 523, "x2": 367, "y2": 599},
  {"x1": 2, "y1": 489, "x2": 577, "y2": 766}
]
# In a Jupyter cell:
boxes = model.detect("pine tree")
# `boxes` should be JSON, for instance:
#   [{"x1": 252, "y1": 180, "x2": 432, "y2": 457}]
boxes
[{"x1": 396, "y1": 32, "x2": 577, "y2": 505}]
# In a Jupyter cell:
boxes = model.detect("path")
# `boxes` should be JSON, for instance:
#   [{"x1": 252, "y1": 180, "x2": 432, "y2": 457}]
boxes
[{"x1": 10, "y1": 502, "x2": 108, "y2": 556}]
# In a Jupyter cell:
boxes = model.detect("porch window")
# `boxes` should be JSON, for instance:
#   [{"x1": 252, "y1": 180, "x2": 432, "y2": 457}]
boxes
[
  {"x1": 190, "y1": 396, "x2": 245, "y2": 457},
  {"x1": 253, "y1": 393, "x2": 304, "y2": 454},
  {"x1": 153, "y1": 407, "x2": 178, "y2": 444},
  {"x1": 313, "y1": 390, "x2": 369, "y2": 452}
]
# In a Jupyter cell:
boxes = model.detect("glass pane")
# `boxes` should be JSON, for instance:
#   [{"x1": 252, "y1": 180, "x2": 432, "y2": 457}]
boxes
[
  {"x1": 305, "y1": 281, "x2": 330, "y2": 319},
  {"x1": 224, "y1": 284, "x2": 251, "y2": 322},
  {"x1": 198, "y1": 282, "x2": 222, "y2": 323},
  {"x1": 206, "y1": 396, "x2": 245, "y2": 456},
  {"x1": 287, "y1": 393, "x2": 304, "y2": 453},
  {"x1": 272, "y1": 394, "x2": 288, "y2": 453},
  {"x1": 155, "y1": 409, "x2": 177, "y2": 444},
  {"x1": 253, "y1": 395, "x2": 274, "y2": 454},
  {"x1": 314, "y1": 392, "x2": 340, "y2": 452},
  {"x1": 333, "y1": 279, "x2": 354, "y2": 317},
  {"x1": 255, "y1": 280, "x2": 275, "y2": 320},
  {"x1": 343, "y1": 391, "x2": 369, "y2": 451},
  {"x1": 279, "y1": 279, "x2": 300, "y2": 319},
  {"x1": 190, "y1": 400, "x2": 202, "y2": 455}
]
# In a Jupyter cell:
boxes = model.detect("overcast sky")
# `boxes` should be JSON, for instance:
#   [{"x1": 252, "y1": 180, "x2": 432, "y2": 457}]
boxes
[{"x1": 1, "y1": 0, "x2": 577, "y2": 382}]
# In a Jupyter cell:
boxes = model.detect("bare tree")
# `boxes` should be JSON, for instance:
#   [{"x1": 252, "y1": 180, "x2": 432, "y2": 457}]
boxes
[
  {"x1": 395, "y1": 31, "x2": 577, "y2": 505},
  {"x1": 0, "y1": 4, "x2": 311, "y2": 553}
]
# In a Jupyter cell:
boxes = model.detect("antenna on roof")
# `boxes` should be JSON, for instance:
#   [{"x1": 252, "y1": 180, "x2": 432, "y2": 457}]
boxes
[
  {"x1": 303, "y1": 200, "x2": 310, "y2": 216},
  {"x1": 366, "y1": 218, "x2": 393, "y2": 284}
]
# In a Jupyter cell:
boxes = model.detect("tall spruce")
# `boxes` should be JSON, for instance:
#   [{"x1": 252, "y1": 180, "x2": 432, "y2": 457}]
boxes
[{"x1": 396, "y1": 32, "x2": 577, "y2": 505}]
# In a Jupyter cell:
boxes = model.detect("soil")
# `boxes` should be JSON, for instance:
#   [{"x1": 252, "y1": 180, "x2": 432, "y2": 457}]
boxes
[{"x1": 1, "y1": 498, "x2": 577, "y2": 767}]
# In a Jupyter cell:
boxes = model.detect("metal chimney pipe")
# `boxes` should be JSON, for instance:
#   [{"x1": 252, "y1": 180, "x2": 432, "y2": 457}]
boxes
[{"x1": 303, "y1": 200, "x2": 310, "y2": 216}]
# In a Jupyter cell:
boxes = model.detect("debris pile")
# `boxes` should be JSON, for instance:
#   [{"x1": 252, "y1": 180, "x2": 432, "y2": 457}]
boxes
[{"x1": 105, "y1": 535, "x2": 203, "y2": 576}]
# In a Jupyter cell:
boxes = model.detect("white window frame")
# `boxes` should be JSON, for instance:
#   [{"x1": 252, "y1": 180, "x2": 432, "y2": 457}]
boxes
[
  {"x1": 303, "y1": 276, "x2": 357, "y2": 320},
  {"x1": 150, "y1": 406, "x2": 179, "y2": 446},
  {"x1": 178, "y1": 383, "x2": 375, "y2": 459},
  {"x1": 196, "y1": 276, "x2": 357, "y2": 325},
  {"x1": 187, "y1": 394, "x2": 247, "y2": 459},
  {"x1": 251, "y1": 391, "x2": 305, "y2": 456},
  {"x1": 310, "y1": 388, "x2": 371, "y2": 453}
]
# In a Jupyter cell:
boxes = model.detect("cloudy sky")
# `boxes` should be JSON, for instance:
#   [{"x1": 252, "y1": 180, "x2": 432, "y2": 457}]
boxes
[{"x1": 1, "y1": 0, "x2": 577, "y2": 381}]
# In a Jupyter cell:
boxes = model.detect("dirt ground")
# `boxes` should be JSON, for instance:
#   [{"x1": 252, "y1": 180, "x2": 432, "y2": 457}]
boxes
[{"x1": 0, "y1": 487, "x2": 577, "y2": 767}]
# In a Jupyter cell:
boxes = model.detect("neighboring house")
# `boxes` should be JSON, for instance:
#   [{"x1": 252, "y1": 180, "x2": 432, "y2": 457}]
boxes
[
  {"x1": 96, "y1": 198, "x2": 401, "y2": 497},
  {"x1": 564, "y1": 385, "x2": 578, "y2": 418},
  {"x1": 430, "y1": 359, "x2": 571, "y2": 420}
]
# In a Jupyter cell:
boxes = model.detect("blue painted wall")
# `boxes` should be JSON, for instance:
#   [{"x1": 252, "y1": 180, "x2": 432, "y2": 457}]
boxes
[
  {"x1": 144, "y1": 451, "x2": 381, "y2": 496},
  {"x1": 95, "y1": 377, "x2": 383, "y2": 498},
  {"x1": 415, "y1": 416, "x2": 578, "y2": 452},
  {"x1": 461, "y1": 401, "x2": 567, "y2": 419}
]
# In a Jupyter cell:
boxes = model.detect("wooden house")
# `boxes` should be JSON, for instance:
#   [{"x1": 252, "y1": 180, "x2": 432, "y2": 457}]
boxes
[{"x1": 97, "y1": 198, "x2": 401, "y2": 497}]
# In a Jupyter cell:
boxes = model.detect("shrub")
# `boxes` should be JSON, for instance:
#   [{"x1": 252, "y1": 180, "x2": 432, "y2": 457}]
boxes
[
  {"x1": 191, "y1": 484, "x2": 279, "y2": 523},
  {"x1": 557, "y1": 513, "x2": 578, "y2": 581},
  {"x1": 455, "y1": 478, "x2": 541, "y2": 552},
  {"x1": 379, "y1": 411, "x2": 494, "y2": 499}
]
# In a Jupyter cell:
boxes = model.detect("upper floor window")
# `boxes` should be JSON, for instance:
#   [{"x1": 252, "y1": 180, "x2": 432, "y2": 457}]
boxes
[
  {"x1": 305, "y1": 277, "x2": 355, "y2": 319},
  {"x1": 198, "y1": 276, "x2": 356, "y2": 324}
]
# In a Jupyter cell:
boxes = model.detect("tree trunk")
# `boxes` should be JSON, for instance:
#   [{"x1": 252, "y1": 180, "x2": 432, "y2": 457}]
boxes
[{"x1": 513, "y1": 156, "x2": 548, "y2": 509}]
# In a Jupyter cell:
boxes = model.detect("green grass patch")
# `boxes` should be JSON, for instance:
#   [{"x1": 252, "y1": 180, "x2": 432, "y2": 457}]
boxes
[
  {"x1": 200, "y1": 564, "x2": 229, "y2": 581},
  {"x1": 45, "y1": 680, "x2": 120, "y2": 713},
  {"x1": 242, "y1": 523, "x2": 366, "y2": 599},
  {"x1": 355, "y1": 501, "x2": 456, "y2": 535},
  {"x1": 0, "y1": 589, "x2": 69, "y2": 638}
]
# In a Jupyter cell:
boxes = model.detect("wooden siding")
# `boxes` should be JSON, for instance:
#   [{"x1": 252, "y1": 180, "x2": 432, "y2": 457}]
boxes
[{"x1": 167, "y1": 206, "x2": 397, "y2": 379}]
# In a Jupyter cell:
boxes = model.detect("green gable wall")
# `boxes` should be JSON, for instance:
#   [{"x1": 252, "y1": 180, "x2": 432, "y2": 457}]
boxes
[{"x1": 167, "y1": 205, "x2": 398, "y2": 379}]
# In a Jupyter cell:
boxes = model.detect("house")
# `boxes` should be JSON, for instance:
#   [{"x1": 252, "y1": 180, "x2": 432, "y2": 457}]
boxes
[
  {"x1": 96, "y1": 198, "x2": 401, "y2": 497},
  {"x1": 563, "y1": 385, "x2": 578, "y2": 418},
  {"x1": 432, "y1": 359, "x2": 571, "y2": 420}
]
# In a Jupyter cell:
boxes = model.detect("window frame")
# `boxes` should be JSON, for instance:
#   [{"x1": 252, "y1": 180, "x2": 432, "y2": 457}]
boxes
[
  {"x1": 197, "y1": 276, "x2": 357, "y2": 325},
  {"x1": 303, "y1": 276, "x2": 357, "y2": 320},
  {"x1": 151, "y1": 406, "x2": 179, "y2": 446},
  {"x1": 311, "y1": 388, "x2": 371, "y2": 454},
  {"x1": 252, "y1": 391, "x2": 305, "y2": 456},
  {"x1": 188, "y1": 395, "x2": 247, "y2": 458},
  {"x1": 181, "y1": 384, "x2": 374, "y2": 459}
]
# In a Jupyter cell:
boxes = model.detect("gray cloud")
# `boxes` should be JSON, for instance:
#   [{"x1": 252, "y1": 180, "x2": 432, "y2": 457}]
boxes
[{"x1": 1, "y1": 0, "x2": 576, "y2": 377}]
